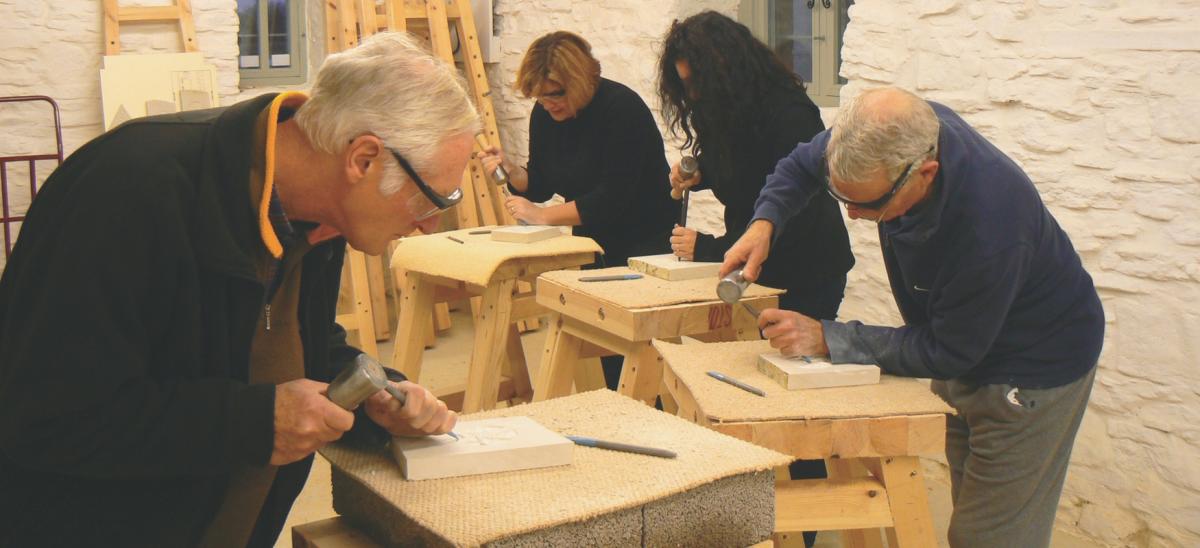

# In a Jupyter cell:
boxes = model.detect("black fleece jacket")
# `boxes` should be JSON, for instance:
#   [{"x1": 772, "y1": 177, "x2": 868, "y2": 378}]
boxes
[{"x1": 0, "y1": 94, "x2": 378, "y2": 546}]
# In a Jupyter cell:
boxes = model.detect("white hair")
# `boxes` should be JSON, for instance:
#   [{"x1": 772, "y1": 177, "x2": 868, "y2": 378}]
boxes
[
  {"x1": 827, "y1": 87, "x2": 940, "y2": 185},
  {"x1": 295, "y1": 32, "x2": 481, "y2": 195}
]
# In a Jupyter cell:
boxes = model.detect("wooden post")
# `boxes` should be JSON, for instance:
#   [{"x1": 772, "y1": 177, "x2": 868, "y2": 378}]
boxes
[
  {"x1": 391, "y1": 269, "x2": 434, "y2": 381},
  {"x1": 462, "y1": 278, "x2": 517, "y2": 412},
  {"x1": 533, "y1": 313, "x2": 581, "y2": 401},
  {"x1": 880, "y1": 456, "x2": 937, "y2": 547}
]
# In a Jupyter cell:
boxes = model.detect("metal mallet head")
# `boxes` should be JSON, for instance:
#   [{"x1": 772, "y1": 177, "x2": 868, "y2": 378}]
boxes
[
  {"x1": 680, "y1": 155, "x2": 699, "y2": 178},
  {"x1": 672, "y1": 155, "x2": 700, "y2": 200},
  {"x1": 717, "y1": 269, "x2": 761, "y2": 318},
  {"x1": 716, "y1": 269, "x2": 750, "y2": 304},
  {"x1": 474, "y1": 133, "x2": 509, "y2": 185},
  {"x1": 326, "y1": 353, "x2": 391, "y2": 411}
]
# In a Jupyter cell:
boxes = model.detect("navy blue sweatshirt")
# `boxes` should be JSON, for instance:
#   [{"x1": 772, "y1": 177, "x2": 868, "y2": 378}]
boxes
[{"x1": 753, "y1": 102, "x2": 1104, "y2": 388}]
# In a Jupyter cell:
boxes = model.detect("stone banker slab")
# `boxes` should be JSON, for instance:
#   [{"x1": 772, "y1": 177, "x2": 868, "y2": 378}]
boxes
[{"x1": 322, "y1": 390, "x2": 790, "y2": 547}]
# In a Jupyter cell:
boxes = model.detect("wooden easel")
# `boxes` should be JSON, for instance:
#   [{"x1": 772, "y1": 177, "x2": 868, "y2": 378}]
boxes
[
  {"x1": 327, "y1": 0, "x2": 537, "y2": 351},
  {"x1": 102, "y1": 0, "x2": 198, "y2": 55}
]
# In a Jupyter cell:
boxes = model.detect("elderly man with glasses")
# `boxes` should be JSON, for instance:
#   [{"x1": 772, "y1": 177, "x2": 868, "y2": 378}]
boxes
[
  {"x1": 0, "y1": 33, "x2": 474, "y2": 546},
  {"x1": 720, "y1": 87, "x2": 1104, "y2": 548}
]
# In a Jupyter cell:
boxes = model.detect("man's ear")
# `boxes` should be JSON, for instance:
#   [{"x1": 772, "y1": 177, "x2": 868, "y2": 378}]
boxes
[
  {"x1": 345, "y1": 135, "x2": 384, "y2": 184},
  {"x1": 918, "y1": 159, "x2": 940, "y2": 185}
]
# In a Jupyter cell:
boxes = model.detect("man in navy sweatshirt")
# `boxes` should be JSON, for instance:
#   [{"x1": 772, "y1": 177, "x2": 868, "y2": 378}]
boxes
[{"x1": 720, "y1": 87, "x2": 1104, "y2": 547}]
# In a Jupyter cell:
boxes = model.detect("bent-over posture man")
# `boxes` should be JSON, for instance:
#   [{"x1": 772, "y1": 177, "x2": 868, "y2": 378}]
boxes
[
  {"x1": 0, "y1": 33, "x2": 475, "y2": 547},
  {"x1": 721, "y1": 87, "x2": 1104, "y2": 547}
]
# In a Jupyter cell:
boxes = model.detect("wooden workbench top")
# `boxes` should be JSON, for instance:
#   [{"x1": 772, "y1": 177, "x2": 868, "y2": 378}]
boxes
[
  {"x1": 389, "y1": 226, "x2": 601, "y2": 286},
  {"x1": 656, "y1": 339, "x2": 953, "y2": 423},
  {"x1": 539, "y1": 267, "x2": 784, "y2": 310}
]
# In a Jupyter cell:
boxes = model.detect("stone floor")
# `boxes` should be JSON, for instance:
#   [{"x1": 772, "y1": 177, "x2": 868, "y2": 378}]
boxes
[{"x1": 275, "y1": 308, "x2": 1102, "y2": 548}]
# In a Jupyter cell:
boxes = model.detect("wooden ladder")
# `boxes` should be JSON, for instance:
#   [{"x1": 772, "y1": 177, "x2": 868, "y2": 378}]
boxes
[
  {"x1": 101, "y1": 0, "x2": 199, "y2": 55},
  {"x1": 328, "y1": 0, "x2": 537, "y2": 354},
  {"x1": 335, "y1": 0, "x2": 513, "y2": 229}
]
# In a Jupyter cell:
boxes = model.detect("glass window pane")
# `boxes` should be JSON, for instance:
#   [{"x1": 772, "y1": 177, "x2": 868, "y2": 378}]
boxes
[
  {"x1": 771, "y1": 0, "x2": 814, "y2": 83},
  {"x1": 837, "y1": 0, "x2": 854, "y2": 84},
  {"x1": 267, "y1": 0, "x2": 291, "y2": 68},
  {"x1": 237, "y1": 0, "x2": 260, "y2": 69}
]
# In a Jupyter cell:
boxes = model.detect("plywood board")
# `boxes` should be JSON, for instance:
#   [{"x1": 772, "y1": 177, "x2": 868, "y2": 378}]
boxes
[
  {"x1": 391, "y1": 416, "x2": 572, "y2": 480},
  {"x1": 757, "y1": 352, "x2": 881, "y2": 390},
  {"x1": 100, "y1": 53, "x2": 219, "y2": 130},
  {"x1": 627, "y1": 253, "x2": 721, "y2": 281},
  {"x1": 490, "y1": 225, "x2": 562, "y2": 243}
]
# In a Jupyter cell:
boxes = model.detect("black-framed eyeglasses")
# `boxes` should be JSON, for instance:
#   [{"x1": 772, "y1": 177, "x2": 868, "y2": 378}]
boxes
[
  {"x1": 387, "y1": 147, "x2": 462, "y2": 211},
  {"x1": 533, "y1": 89, "x2": 567, "y2": 103},
  {"x1": 824, "y1": 145, "x2": 934, "y2": 210}
]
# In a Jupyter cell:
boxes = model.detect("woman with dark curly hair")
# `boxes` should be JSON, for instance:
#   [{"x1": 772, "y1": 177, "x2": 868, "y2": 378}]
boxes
[
  {"x1": 659, "y1": 11, "x2": 853, "y2": 322},
  {"x1": 658, "y1": 14, "x2": 854, "y2": 546}
]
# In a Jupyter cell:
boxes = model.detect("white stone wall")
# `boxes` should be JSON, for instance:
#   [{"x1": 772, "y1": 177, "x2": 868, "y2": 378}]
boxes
[
  {"x1": 838, "y1": 1, "x2": 1200, "y2": 546},
  {"x1": 0, "y1": 0, "x2": 240, "y2": 269},
  {"x1": 4, "y1": 2, "x2": 1196, "y2": 543}
]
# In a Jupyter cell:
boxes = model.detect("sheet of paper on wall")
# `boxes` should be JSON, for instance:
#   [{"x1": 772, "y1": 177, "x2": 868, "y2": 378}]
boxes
[
  {"x1": 628, "y1": 253, "x2": 722, "y2": 281},
  {"x1": 391, "y1": 416, "x2": 573, "y2": 480},
  {"x1": 490, "y1": 225, "x2": 563, "y2": 244},
  {"x1": 100, "y1": 53, "x2": 219, "y2": 130},
  {"x1": 757, "y1": 352, "x2": 881, "y2": 390}
]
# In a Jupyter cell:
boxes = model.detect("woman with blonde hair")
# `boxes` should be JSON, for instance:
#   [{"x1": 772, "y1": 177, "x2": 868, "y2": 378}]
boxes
[
  {"x1": 480, "y1": 31, "x2": 678, "y2": 389},
  {"x1": 480, "y1": 33, "x2": 676, "y2": 262}
]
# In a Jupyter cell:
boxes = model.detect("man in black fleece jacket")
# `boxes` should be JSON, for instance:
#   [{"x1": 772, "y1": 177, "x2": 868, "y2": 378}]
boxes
[
  {"x1": 0, "y1": 33, "x2": 471, "y2": 546},
  {"x1": 721, "y1": 87, "x2": 1103, "y2": 547}
]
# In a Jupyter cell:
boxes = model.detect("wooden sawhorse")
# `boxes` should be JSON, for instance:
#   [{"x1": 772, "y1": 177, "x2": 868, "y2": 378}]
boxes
[
  {"x1": 389, "y1": 229, "x2": 598, "y2": 413},
  {"x1": 532, "y1": 268, "x2": 781, "y2": 406},
  {"x1": 656, "y1": 339, "x2": 952, "y2": 547}
]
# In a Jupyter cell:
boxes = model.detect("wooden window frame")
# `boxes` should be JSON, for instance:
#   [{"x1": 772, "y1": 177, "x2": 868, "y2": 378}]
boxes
[
  {"x1": 739, "y1": 0, "x2": 852, "y2": 107},
  {"x1": 239, "y1": 0, "x2": 308, "y2": 88}
]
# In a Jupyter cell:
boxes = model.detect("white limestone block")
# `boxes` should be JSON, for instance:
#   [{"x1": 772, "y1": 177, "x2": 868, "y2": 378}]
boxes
[
  {"x1": 491, "y1": 225, "x2": 562, "y2": 243},
  {"x1": 627, "y1": 253, "x2": 721, "y2": 281},
  {"x1": 391, "y1": 416, "x2": 573, "y2": 480},
  {"x1": 756, "y1": 352, "x2": 881, "y2": 390}
]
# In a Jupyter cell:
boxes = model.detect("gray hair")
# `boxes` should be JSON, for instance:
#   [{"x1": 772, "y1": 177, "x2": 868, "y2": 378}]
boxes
[
  {"x1": 827, "y1": 87, "x2": 939, "y2": 184},
  {"x1": 295, "y1": 32, "x2": 481, "y2": 195}
]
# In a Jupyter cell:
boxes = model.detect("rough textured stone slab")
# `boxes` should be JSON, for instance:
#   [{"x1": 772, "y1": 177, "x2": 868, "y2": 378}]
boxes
[
  {"x1": 332, "y1": 466, "x2": 775, "y2": 547},
  {"x1": 322, "y1": 390, "x2": 790, "y2": 546}
]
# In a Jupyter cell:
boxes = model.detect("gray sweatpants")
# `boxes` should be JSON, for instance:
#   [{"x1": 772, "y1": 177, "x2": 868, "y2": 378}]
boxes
[{"x1": 931, "y1": 367, "x2": 1096, "y2": 548}]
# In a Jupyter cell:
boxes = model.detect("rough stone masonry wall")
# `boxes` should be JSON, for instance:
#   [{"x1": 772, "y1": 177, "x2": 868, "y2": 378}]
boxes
[
  {"x1": 2, "y1": 1, "x2": 1196, "y2": 544},
  {"x1": 836, "y1": 1, "x2": 1200, "y2": 546},
  {"x1": 0, "y1": 0, "x2": 240, "y2": 270}
]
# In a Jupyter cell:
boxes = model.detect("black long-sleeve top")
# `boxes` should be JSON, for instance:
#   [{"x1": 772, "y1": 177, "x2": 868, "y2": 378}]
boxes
[
  {"x1": 691, "y1": 86, "x2": 854, "y2": 295},
  {"x1": 513, "y1": 78, "x2": 679, "y2": 265}
]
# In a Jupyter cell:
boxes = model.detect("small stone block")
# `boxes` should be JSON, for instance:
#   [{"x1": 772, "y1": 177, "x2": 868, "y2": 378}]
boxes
[
  {"x1": 627, "y1": 253, "x2": 722, "y2": 281},
  {"x1": 391, "y1": 416, "x2": 573, "y2": 480},
  {"x1": 490, "y1": 225, "x2": 562, "y2": 243},
  {"x1": 757, "y1": 352, "x2": 881, "y2": 390}
]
